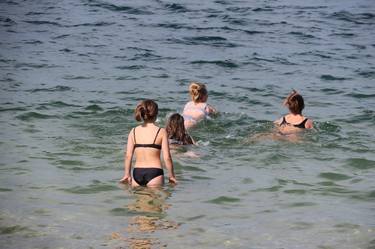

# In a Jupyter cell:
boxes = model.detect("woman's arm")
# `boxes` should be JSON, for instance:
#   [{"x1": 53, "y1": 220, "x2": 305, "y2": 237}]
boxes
[
  {"x1": 120, "y1": 129, "x2": 135, "y2": 184},
  {"x1": 206, "y1": 104, "x2": 217, "y2": 115},
  {"x1": 161, "y1": 128, "x2": 177, "y2": 184}
]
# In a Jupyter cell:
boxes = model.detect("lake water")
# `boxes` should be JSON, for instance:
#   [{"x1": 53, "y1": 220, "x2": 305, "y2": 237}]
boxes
[{"x1": 0, "y1": 0, "x2": 374, "y2": 248}]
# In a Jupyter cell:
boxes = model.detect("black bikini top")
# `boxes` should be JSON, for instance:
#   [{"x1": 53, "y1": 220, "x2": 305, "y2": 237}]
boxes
[
  {"x1": 281, "y1": 116, "x2": 308, "y2": 129},
  {"x1": 133, "y1": 127, "x2": 162, "y2": 150}
]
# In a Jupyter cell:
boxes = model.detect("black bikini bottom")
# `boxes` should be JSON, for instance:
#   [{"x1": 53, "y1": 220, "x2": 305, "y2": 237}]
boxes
[{"x1": 133, "y1": 168, "x2": 164, "y2": 186}]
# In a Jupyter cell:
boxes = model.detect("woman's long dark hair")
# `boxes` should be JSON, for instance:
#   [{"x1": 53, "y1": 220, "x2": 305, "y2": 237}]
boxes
[{"x1": 166, "y1": 113, "x2": 193, "y2": 145}]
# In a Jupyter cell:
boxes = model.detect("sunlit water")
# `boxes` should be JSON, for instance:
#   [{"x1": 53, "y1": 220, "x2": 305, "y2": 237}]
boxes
[{"x1": 0, "y1": 0, "x2": 374, "y2": 248}]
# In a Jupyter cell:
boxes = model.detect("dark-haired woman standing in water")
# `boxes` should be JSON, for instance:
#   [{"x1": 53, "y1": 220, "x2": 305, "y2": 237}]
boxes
[{"x1": 120, "y1": 100, "x2": 177, "y2": 187}]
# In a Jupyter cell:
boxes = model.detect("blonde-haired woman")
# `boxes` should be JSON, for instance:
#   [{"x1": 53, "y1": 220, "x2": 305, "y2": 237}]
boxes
[
  {"x1": 120, "y1": 99, "x2": 177, "y2": 187},
  {"x1": 182, "y1": 82, "x2": 217, "y2": 129}
]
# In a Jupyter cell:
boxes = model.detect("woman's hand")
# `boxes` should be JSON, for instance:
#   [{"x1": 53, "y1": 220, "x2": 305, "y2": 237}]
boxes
[
  {"x1": 169, "y1": 176, "x2": 177, "y2": 185},
  {"x1": 119, "y1": 175, "x2": 132, "y2": 184}
]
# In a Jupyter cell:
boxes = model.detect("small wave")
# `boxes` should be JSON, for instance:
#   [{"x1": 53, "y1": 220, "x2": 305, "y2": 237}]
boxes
[
  {"x1": 60, "y1": 180, "x2": 117, "y2": 194},
  {"x1": 236, "y1": 86, "x2": 263, "y2": 92},
  {"x1": 0, "y1": 225, "x2": 32, "y2": 235},
  {"x1": 330, "y1": 32, "x2": 355, "y2": 38},
  {"x1": 191, "y1": 60, "x2": 239, "y2": 68},
  {"x1": 53, "y1": 34, "x2": 70, "y2": 40},
  {"x1": 115, "y1": 65, "x2": 145, "y2": 70},
  {"x1": 25, "y1": 12, "x2": 45, "y2": 16},
  {"x1": 41, "y1": 101, "x2": 81, "y2": 108},
  {"x1": 16, "y1": 112, "x2": 57, "y2": 121},
  {"x1": 23, "y1": 20, "x2": 62, "y2": 27},
  {"x1": 330, "y1": 11, "x2": 375, "y2": 25},
  {"x1": 0, "y1": 188, "x2": 12, "y2": 192},
  {"x1": 318, "y1": 172, "x2": 352, "y2": 181},
  {"x1": 252, "y1": 7, "x2": 273, "y2": 12},
  {"x1": 115, "y1": 76, "x2": 139, "y2": 80},
  {"x1": 69, "y1": 21, "x2": 115, "y2": 27},
  {"x1": 85, "y1": 104, "x2": 103, "y2": 112},
  {"x1": 151, "y1": 73, "x2": 169, "y2": 79},
  {"x1": 356, "y1": 70, "x2": 375, "y2": 79},
  {"x1": 345, "y1": 92, "x2": 375, "y2": 99},
  {"x1": 0, "y1": 17, "x2": 16, "y2": 26},
  {"x1": 286, "y1": 202, "x2": 316, "y2": 208},
  {"x1": 22, "y1": 40, "x2": 43, "y2": 45},
  {"x1": 346, "y1": 158, "x2": 375, "y2": 170},
  {"x1": 177, "y1": 36, "x2": 238, "y2": 47},
  {"x1": 320, "y1": 88, "x2": 345, "y2": 95},
  {"x1": 15, "y1": 62, "x2": 58, "y2": 69},
  {"x1": 183, "y1": 165, "x2": 206, "y2": 172},
  {"x1": 284, "y1": 189, "x2": 307, "y2": 195},
  {"x1": 164, "y1": 3, "x2": 190, "y2": 13},
  {"x1": 86, "y1": 0, "x2": 153, "y2": 15},
  {"x1": 243, "y1": 29, "x2": 266, "y2": 35},
  {"x1": 188, "y1": 36, "x2": 227, "y2": 42},
  {"x1": 251, "y1": 56, "x2": 275, "y2": 63},
  {"x1": 318, "y1": 122, "x2": 341, "y2": 133},
  {"x1": 62, "y1": 75, "x2": 92, "y2": 80},
  {"x1": 215, "y1": 0, "x2": 231, "y2": 5},
  {"x1": 222, "y1": 16, "x2": 249, "y2": 26},
  {"x1": 27, "y1": 85, "x2": 72, "y2": 92},
  {"x1": 59, "y1": 48, "x2": 73, "y2": 53},
  {"x1": 0, "y1": 107, "x2": 27, "y2": 112},
  {"x1": 226, "y1": 7, "x2": 252, "y2": 13},
  {"x1": 156, "y1": 23, "x2": 190, "y2": 30},
  {"x1": 207, "y1": 196, "x2": 241, "y2": 204},
  {"x1": 288, "y1": 31, "x2": 316, "y2": 39},
  {"x1": 320, "y1": 74, "x2": 350, "y2": 81},
  {"x1": 129, "y1": 52, "x2": 164, "y2": 61}
]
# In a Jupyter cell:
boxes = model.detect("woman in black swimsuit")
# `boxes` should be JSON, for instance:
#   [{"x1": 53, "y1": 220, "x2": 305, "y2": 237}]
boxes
[
  {"x1": 274, "y1": 90, "x2": 313, "y2": 134},
  {"x1": 120, "y1": 100, "x2": 177, "y2": 187}
]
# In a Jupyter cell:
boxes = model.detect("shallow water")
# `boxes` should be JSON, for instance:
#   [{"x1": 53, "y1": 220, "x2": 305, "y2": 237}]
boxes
[{"x1": 1, "y1": 0, "x2": 375, "y2": 248}]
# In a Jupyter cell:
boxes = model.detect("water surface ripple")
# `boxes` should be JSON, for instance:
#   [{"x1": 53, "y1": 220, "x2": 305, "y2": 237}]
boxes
[{"x1": 0, "y1": 0, "x2": 374, "y2": 248}]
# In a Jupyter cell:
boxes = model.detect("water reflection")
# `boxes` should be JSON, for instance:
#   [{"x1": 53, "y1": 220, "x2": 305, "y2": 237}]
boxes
[{"x1": 114, "y1": 186, "x2": 178, "y2": 249}]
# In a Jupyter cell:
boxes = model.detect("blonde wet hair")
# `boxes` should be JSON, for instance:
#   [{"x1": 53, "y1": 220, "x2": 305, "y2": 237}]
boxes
[{"x1": 189, "y1": 82, "x2": 208, "y2": 103}]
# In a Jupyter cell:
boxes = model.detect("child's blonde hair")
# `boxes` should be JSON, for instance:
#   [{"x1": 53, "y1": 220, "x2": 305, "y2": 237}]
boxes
[{"x1": 189, "y1": 82, "x2": 208, "y2": 103}]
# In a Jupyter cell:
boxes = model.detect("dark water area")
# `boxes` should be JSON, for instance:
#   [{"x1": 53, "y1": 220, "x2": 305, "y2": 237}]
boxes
[{"x1": 0, "y1": 0, "x2": 374, "y2": 248}]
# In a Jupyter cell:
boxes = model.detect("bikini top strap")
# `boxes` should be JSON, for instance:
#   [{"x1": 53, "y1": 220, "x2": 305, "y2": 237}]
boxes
[
  {"x1": 133, "y1": 127, "x2": 137, "y2": 144},
  {"x1": 281, "y1": 116, "x2": 287, "y2": 125},
  {"x1": 153, "y1": 128, "x2": 161, "y2": 144},
  {"x1": 300, "y1": 118, "x2": 308, "y2": 127}
]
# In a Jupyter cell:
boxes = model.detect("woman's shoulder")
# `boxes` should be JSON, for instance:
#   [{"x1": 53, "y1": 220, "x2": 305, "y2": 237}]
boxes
[
  {"x1": 184, "y1": 101, "x2": 194, "y2": 106},
  {"x1": 305, "y1": 118, "x2": 313, "y2": 129},
  {"x1": 157, "y1": 127, "x2": 167, "y2": 135}
]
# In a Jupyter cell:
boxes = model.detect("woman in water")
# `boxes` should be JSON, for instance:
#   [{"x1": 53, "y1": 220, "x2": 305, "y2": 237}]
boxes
[
  {"x1": 120, "y1": 100, "x2": 177, "y2": 187},
  {"x1": 166, "y1": 113, "x2": 194, "y2": 146},
  {"x1": 182, "y1": 82, "x2": 217, "y2": 129},
  {"x1": 274, "y1": 90, "x2": 313, "y2": 134}
]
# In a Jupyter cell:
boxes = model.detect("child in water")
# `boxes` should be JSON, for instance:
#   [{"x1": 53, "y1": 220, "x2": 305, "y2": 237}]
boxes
[
  {"x1": 182, "y1": 82, "x2": 217, "y2": 129},
  {"x1": 274, "y1": 90, "x2": 313, "y2": 134},
  {"x1": 120, "y1": 99, "x2": 177, "y2": 187},
  {"x1": 166, "y1": 113, "x2": 194, "y2": 146}
]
